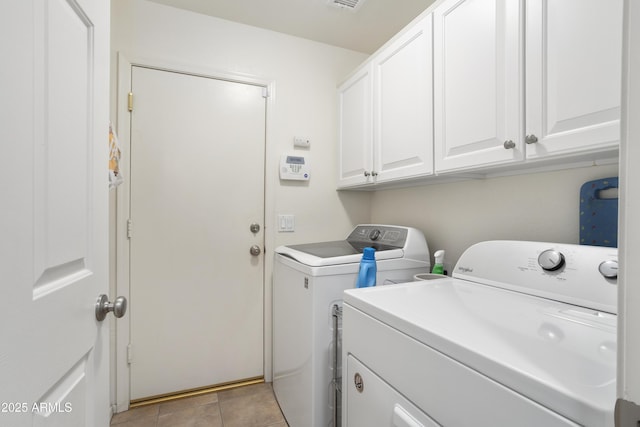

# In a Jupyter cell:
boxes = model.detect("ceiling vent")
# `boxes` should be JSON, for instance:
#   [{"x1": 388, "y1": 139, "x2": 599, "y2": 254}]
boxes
[{"x1": 327, "y1": 0, "x2": 366, "y2": 12}]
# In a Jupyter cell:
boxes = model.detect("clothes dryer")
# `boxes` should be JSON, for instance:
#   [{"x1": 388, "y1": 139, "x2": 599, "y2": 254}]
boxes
[
  {"x1": 273, "y1": 224, "x2": 430, "y2": 427},
  {"x1": 342, "y1": 241, "x2": 617, "y2": 427}
]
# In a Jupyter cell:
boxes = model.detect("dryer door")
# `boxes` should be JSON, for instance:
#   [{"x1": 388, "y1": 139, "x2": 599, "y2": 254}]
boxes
[{"x1": 345, "y1": 355, "x2": 440, "y2": 427}]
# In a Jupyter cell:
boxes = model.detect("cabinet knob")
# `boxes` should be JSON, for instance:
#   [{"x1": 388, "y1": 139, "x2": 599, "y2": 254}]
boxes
[
  {"x1": 364, "y1": 171, "x2": 371, "y2": 177},
  {"x1": 525, "y1": 134, "x2": 539, "y2": 144},
  {"x1": 503, "y1": 140, "x2": 516, "y2": 149},
  {"x1": 371, "y1": 171, "x2": 378, "y2": 177}
]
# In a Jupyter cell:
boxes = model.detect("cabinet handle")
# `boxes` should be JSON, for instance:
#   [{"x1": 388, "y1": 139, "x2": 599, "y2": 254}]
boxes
[
  {"x1": 364, "y1": 171, "x2": 371, "y2": 177},
  {"x1": 525, "y1": 134, "x2": 539, "y2": 144},
  {"x1": 503, "y1": 140, "x2": 516, "y2": 149},
  {"x1": 371, "y1": 171, "x2": 378, "y2": 177}
]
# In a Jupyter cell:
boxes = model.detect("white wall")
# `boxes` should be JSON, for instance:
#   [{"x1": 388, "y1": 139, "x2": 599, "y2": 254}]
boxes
[{"x1": 370, "y1": 164, "x2": 619, "y2": 273}]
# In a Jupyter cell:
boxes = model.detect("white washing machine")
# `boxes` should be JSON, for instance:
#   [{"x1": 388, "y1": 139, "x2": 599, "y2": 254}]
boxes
[
  {"x1": 273, "y1": 224, "x2": 431, "y2": 427},
  {"x1": 342, "y1": 240, "x2": 617, "y2": 427}
]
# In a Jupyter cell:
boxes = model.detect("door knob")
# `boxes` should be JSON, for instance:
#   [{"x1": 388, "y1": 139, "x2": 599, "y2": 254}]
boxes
[
  {"x1": 95, "y1": 295, "x2": 128, "y2": 321},
  {"x1": 250, "y1": 245, "x2": 262, "y2": 256}
]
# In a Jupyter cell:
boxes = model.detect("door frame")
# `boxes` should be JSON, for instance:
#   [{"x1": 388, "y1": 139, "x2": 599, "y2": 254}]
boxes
[{"x1": 113, "y1": 53, "x2": 276, "y2": 412}]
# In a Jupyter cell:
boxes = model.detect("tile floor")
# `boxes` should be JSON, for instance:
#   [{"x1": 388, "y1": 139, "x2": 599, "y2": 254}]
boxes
[{"x1": 110, "y1": 383, "x2": 288, "y2": 427}]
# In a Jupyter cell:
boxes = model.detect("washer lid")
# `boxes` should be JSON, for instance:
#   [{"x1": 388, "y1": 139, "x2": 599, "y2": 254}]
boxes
[
  {"x1": 276, "y1": 242, "x2": 404, "y2": 267},
  {"x1": 343, "y1": 278, "x2": 616, "y2": 426},
  {"x1": 275, "y1": 224, "x2": 429, "y2": 267}
]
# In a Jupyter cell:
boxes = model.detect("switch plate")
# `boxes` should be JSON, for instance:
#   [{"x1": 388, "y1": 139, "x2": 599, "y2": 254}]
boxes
[
  {"x1": 293, "y1": 136, "x2": 310, "y2": 148},
  {"x1": 278, "y1": 215, "x2": 295, "y2": 232}
]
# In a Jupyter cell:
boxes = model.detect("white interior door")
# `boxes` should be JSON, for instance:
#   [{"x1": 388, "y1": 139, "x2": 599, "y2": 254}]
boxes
[
  {"x1": 129, "y1": 66, "x2": 266, "y2": 400},
  {"x1": 0, "y1": 0, "x2": 110, "y2": 426}
]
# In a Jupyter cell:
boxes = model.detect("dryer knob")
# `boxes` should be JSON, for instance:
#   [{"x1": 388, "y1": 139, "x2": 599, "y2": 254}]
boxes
[
  {"x1": 538, "y1": 249, "x2": 565, "y2": 271},
  {"x1": 599, "y1": 260, "x2": 618, "y2": 279}
]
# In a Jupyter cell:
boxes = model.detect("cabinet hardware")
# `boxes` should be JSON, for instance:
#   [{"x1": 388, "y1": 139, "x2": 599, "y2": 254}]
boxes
[
  {"x1": 525, "y1": 134, "x2": 539, "y2": 144},
  {"x1": 503, "y1": 140, "x2": 516, "y2": 149}
]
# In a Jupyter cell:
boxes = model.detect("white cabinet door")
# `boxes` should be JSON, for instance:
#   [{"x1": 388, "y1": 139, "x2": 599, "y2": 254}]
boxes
[
  {"x1": 338, "y1": 64, "x2": 374, "y2": 187},
  {"x1": 525, "y1": 0, "x2": 623, "y2": 159},
  {"x1": 373, "y1": 15, "x2": 434, "y2": 182},
  {"x1": 434, "y1": 0, "x2": 524, "y2": 173}
]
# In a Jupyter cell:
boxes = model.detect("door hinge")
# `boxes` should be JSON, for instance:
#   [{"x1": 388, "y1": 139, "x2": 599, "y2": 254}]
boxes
[
  {"x1": 127, "y1": 343, "x2": 133, "y2": 364},
  {"x1": 127, "y1": 219, "x2": 133, "y2": 239},
  {"x1": 262, "y1": 87, "x2": 269, "y2": 98},
  {"x1": 128, "y1": 92, "x2": 134, "y2": 112}
]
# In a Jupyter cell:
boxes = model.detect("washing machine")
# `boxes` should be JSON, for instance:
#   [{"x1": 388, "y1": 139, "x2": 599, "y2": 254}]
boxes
[
  {"x1": 273, "y1": 224, "x2": 430, "y2": 427},
  {"x1": 342, "y1": 240, "x2": 618, "y2": 427}
]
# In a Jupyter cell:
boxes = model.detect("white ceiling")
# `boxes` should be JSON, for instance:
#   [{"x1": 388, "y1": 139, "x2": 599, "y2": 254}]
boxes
[{"x1": 145, "y1": 0, "x2": 436, "y2": 54}]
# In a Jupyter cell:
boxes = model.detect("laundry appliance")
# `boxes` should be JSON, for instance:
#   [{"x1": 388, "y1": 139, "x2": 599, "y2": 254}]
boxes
[
  {"x1": 342, "y1": 240, "x2": 617, "y2": 427},
  {"x1": 273, "y1": 224, "x2": 430, "y2": 427}
]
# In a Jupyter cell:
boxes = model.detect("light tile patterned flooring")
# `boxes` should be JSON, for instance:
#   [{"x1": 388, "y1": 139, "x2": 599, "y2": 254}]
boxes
[{"x1": 110, "y1": 383, "x2": 288, "y2": 427}]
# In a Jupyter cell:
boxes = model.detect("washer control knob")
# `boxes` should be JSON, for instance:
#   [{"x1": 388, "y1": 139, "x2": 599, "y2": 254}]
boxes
[
  {"x1": 538, "y1": 249, "x2": 565, "y2": 271},
  {"x1": 368, "y1": 229, "x2": 381, "y2": 241},
  {"x1": 599, "y1": 260, "x2": 618, "y2": 279}
]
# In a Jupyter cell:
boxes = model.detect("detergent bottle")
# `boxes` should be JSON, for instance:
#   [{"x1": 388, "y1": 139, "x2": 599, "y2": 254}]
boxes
[
  {"x1": 356, "y1": 247, "x2": 377, "y2": 288},
  {"x1": 432, "y1": 250, "x2": 445, "y2": 275}
]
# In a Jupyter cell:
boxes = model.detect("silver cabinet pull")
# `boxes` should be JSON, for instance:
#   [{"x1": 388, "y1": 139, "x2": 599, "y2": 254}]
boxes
[
  {"x1": 95, "y1": 295, "x2": 127, "y2": 321},
  {"x1": 371, "y1": 171, "x2": 378, "y2": 177},
  {"x1": 364, "y1": 171, "x2": 371, "y2": 177},
  {"x1": 503, "y1": 140, "x2": 516, "y2": 149},
  {"x1": 525, "y1": 134, "x2": 539, "y2": 144}
]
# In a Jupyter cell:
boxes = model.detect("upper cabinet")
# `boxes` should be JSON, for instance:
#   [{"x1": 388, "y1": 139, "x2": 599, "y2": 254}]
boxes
[
  {"x1": 434, "y1": 0, "x2": 622, "y2": 174},
  {"x1": 338, "y1": 64, "x2": 373, "y2": 188},
  {"x1": 372, "y1": 15, "x2": 434, "y2": 183},
  {"x1": 338, "y1": 0, "x2": 623, "y2": 188},
  {"x1": 338, "y1": 15, "x2": 433, "y2": 188},
  {"x1": 525, "y1": 0, "x2": 623, "y2": 159},
  {"x1": 433, "y1": 0, "x2": 524, "y2": 173}
]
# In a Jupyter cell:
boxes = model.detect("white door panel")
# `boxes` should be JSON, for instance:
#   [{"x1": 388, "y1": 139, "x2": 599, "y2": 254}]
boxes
[
  {"x1": 525, "y1": 0, "x2": 622, "y2": 158},
  {"x1": 374, "y1": 15, "x2": 434, "y2": 182},
  {"x1": 434, "y1": 0, "x2": 524, "y2": 172},
  {"x1": 1, "y1": 0, "x2": 110, "y2": 425},
  {"x1": 129, "y1": 67, "x2": 266, "y2": 400},
  {"x1": 338, "y1": 65, "x2": 374, "y2": 187}
]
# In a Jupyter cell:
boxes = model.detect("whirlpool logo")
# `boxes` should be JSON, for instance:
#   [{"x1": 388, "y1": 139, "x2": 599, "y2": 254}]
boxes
[{"x1": 457, "y1": 266, "x2": 474, "y2": 273}]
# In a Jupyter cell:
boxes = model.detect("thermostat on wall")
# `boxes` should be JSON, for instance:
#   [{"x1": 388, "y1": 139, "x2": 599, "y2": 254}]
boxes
[{"x1": 280, "y1": 155, "x2": 310, "y2": 181}]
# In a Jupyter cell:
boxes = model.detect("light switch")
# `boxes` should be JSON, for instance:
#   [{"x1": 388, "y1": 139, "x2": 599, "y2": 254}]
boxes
[{"x1": 278, "y1": 215, "x2": 295, "y2": 232}]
